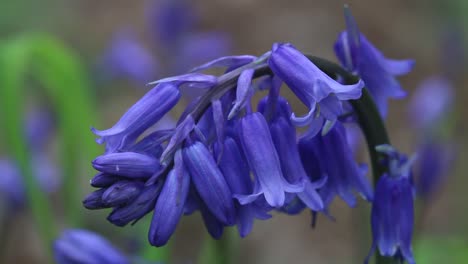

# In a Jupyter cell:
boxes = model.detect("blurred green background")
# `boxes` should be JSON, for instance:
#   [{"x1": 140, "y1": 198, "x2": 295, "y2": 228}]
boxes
[{"x1": 0, "y1": 0, "x2": 467, "y2": 263}]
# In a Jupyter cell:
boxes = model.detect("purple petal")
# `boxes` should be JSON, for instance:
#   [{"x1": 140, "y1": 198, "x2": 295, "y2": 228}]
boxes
[
  {"x1": 190, "y1": 55, "x2": 257, "y2": 73},
  {"x1": 92, "y1": 152, "x2": 160, "y2": 178},
  {"x1": 238, "y1": 113, "x2": 303, "y2": 207},
  {"x1": 92, "y1": 83, "x2": 180, "y2": 152},
  {"x1": 149, "y1": 150, "x2": 190, "y2": 246},
  {"x1": 228, "y1": 68, "x2": 255, "y2": 119},
  {"x1": 183, "y1": 141, "x2": 236, "y2": 225}
]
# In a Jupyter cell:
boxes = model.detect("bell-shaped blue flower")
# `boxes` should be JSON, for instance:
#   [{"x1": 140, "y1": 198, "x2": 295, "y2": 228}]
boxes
[
  {"x1": 90, "y1": 173, "x2": 124, "y2": 188},
  {"x1": 365, "y1": 145, "x2": 416, "y2": 264},
  {"x1": 107, "y1": 183, "x2": 163, "y2": 226},
  {"x1": 237, "y1": 112, "x2": 303, "y2": 208},
  {"x1": 268, "y1": 42, "x2": 364, "y2": 128},
  {"x1": 53, "y1": 229, "x2": 129, "y2": 264},
  {"x1": 149, "y1": 150, "x2": 190, "y2": 246},
  {"x1": 266, "y1": 98, "x2": 325, "y2": 211},
  {"x1": 101, "y1": 181, "x2": 144, "y2": 207},
  {"x1": 299, "y1": 122, "x2": 373, "y2": 208},
  {"x1": 92, "y1": 83, "x2": 180, "y2": 152},
  {"x1": 334, "y1": 7, "x2": 414, "y2": 117},
  {"x1": 183, "y1": 141, "x2": 236, "y2": 225},
  {"x1": 92, "y1": 152, "x2": 161, "y2": 178},
  {"x1": 216, "y1": 136, "x2": 272, "y2": 237}
]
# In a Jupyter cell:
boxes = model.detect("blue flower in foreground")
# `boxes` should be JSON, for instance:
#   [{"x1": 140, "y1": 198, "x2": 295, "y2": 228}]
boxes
[
  {"x1": 54, "y1": 229, "x2": 129, "y2": 264},
  {"x1": 334, "y1": 6, "x2": 414, "y2": 117},
  {"x1": 236, "y1": 112, "x2": 303, "y2": 208},
  {"x1": 365, "y1": 145, "x2": 416, "y2": 264},
  {"x1": 299, "y1": 122, "x2": 372, "y2": 208},
  {"x1": 269, "y1": 43, "x2": 364, "y2": 135},
  {"x1": 149, "y1": 150, "x2": 190, "y2": 246},
  {"x1": 85, "y1": 36, "x2": 396, "y2": 245},
  {"x1": 92, "y1": 83, "x2": 181, "y2": 152}
]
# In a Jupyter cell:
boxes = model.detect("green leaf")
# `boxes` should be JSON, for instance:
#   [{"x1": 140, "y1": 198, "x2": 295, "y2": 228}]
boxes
[{"x1": 415, "y1": 236, "x2": 468, "y2": 263}]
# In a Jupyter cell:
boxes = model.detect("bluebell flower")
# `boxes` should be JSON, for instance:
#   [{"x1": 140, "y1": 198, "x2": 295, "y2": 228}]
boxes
[
  {"x1": 149, "y1": 150, "x2": 190, "y2": 246},
  {"x1": 215, "y1": 136, "x2": 272, "y2": 237},
  {"x1": 92, "y1": 83, "x2": 181, "y2": 152},
  {"x1": 92, "y1": 152, "x2": 161, "y2": 178},
  {"x1": 334, "y1": 7, "x2": 414, "y2": 117},
  {"x1": 54, "y1": 229, "x2": 129, "y2": 264},
  {"x1": 236, "y1": 112, "x2": 303, "y2": 208},
  {"x1": 183, "y1": 141, "x2": 236, "y2": 225},
  {"x1": 107, "y1": 183, "x2": 163, "y2": 226},
  {"x1": 101, "y1": 181, "x2": 144, "y2": 207},
  {"x1": 269, "y1": 43, "x2": 364, "y2": 137},
  {"x1": 365, "y1": 145, "x2": 416, "y2": 264},
  {"x1": 264, "y1": 97, "x2": 325, "y2": 212},
  {"x1": 408, "y1": 76, "x2": 453, "y2": 130},
  {"x1": 298, "y1": 122, "x2": 373, "y2": 208},
  {"x1": 102, "y1": 31, "x2": 158, "y2": 83},
  {"x1": 86, "y1": 37, "x2": 399, "y2": 245}
]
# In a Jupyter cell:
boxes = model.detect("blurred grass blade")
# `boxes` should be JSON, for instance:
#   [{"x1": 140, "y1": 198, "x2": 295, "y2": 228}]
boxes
[
  {"x1": 29, "y1": 35, "x2": 100, "y2": 227},
  {"x1": 0, "y1": 38, "x2": 56, "y2": 254}
]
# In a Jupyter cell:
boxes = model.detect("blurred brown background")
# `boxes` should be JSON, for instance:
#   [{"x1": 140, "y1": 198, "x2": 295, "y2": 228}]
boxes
[{"x1": 1, "y1": 0, "x2": 466, "y2": 263}]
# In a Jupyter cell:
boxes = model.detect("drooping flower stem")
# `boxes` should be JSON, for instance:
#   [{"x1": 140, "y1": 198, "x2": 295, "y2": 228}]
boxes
[{"x1": 307, "y1": 57, "x2": 395, "y2": 264}]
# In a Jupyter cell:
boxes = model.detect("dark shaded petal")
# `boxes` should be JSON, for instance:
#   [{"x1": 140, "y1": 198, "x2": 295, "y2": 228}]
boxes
[
  {"x1": 90, "y1": 173, "x2": 124, "y2": 188},
  {"x1": 83, "y1": 188, "x2": 109, "y2": 210},
  {"x1": 149, "y1": 151, "x2": 190, "y2": 246},
  {"x1": 160, "y1": 115, "x2": 195, "y2": 164},
  {"x1": 183, "y1": 141, "x2": 236, "y2": 225},
  {"x1": 101, "y1": 181, "x2": 144, "y2": 207},
  {"x1": 107, "y1": 183, "x2": 163, "y2": 226}
]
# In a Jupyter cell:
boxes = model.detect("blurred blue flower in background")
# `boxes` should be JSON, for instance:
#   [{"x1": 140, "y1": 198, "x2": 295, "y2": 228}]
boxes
[
  {"x1": 408, "y1": 76, "x2": 455, "y2": 200},
  {"x1": 54, "y1": 229, "x2": 130, "y2": 264},
  {"x1": 0, "y1": 109, "x2": 59, "y2": 209},
  {"x1": 100, "y1": 0, "x2": 230, "y2": 85}
]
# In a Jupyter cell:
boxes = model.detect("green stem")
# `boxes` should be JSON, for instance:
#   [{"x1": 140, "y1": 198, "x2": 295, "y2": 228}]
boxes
[{"x1": 309, "y1": 57, "x2": 394, "y2": 264}]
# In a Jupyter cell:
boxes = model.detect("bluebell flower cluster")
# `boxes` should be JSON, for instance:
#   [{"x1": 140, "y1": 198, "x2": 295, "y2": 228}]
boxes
[
  {"x1": 54, "y1": 229, "x2": 130, "y2": 264},
  {"x1": 85, "y1": 7, "x2": 429, "y2": 264},
  {"x1": 85, "y1": 42, "x2": 374, "y2": 246},
  {"x1": 366, "y1": 145, "x2": 416, "y2": 264}
]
